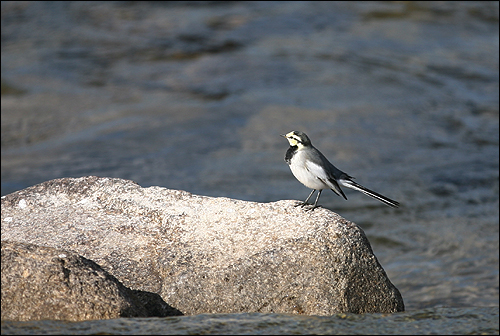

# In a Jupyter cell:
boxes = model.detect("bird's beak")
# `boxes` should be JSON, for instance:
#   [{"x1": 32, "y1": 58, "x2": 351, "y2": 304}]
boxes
[{"x1": 280, "y1": 134, "x2": 287, "y2": 138}]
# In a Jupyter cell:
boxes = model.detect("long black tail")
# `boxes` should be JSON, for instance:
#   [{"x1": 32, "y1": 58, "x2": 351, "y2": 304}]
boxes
[{"x1": 339, "y1": 179, "x2": 400, "y2": 208}]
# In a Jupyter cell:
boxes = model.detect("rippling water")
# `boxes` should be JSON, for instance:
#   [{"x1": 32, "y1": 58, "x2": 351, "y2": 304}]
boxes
[
  {"x1": 2, "y1": 308, "x2": 499, "y2": 335},
  {"x1": 1, "y1": 1, "x2": 498, "y2": 334}
]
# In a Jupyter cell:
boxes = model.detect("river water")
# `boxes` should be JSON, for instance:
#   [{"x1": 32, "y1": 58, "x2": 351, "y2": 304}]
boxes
[{"x1": 1, "y1": 1, "x2": 498, "y2": 334}]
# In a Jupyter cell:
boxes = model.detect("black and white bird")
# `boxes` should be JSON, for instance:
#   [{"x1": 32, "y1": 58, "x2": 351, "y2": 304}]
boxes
[{"x1": 281, "y1": 130, "x2": 400, "y2": 210}]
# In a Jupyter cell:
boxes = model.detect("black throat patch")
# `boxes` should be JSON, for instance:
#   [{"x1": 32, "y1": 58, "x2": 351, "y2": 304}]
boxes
[{"x1": 285, "y1": 146, "x2": 297, "y2": 165}]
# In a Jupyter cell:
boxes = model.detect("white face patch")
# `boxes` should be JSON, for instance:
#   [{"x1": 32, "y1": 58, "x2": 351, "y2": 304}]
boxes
[{"x1": 285, "y1": 132, "x2": 302, "y2": 147}]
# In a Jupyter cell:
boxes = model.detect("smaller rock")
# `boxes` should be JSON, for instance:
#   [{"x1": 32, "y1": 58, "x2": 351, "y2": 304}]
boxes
[{"x1": 1, "y1": 241, "x2": 148, "y2": 321}]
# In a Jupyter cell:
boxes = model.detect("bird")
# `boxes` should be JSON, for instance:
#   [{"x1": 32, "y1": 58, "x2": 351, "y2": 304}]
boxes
[{"x1": 281, "y1": 130, "x2": 400, "y2": 210}]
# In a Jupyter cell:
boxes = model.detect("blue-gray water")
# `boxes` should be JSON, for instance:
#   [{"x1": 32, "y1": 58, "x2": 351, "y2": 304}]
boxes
[
  {"x1": 1, "y1": 1, "x2": 498, "y2": 334},
  {"x1": 2, "y1": 308, "x2": 498, "y2": 335}
]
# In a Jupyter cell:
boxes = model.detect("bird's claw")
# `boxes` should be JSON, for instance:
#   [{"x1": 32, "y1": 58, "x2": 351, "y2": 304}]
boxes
[{"x1": 294, "y1": 202, "x2": 319, "y2": 211}]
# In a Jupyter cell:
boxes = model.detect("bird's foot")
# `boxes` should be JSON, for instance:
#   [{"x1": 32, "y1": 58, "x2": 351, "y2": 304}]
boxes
[
  {"x1": 304, "y1": 204, "x2": 320, "y2": 211},
  {"x1": 294, "y1": 202, "x2": 319, "y2": 211}
]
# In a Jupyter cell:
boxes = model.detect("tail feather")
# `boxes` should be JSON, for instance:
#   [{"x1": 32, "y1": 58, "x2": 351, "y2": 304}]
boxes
[{"x1": 339, "y1": 179, "x2": 400, "y2": 208}]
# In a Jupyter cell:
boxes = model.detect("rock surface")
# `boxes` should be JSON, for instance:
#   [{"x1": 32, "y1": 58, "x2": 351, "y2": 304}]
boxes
[
  {"x1": 1, "y1": 241, "x2": 149, "y2": 321},
  {"x1": 1, "y1": 176, "x2": 404, "y2": 319}
]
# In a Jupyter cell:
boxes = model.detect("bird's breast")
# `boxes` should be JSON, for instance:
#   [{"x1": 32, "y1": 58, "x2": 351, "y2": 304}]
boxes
[{"x1": 289, "y1": 151, "x2": 329, "y2": 190}]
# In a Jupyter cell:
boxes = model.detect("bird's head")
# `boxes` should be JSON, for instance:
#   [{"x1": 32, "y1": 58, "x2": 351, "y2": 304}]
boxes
[{"x1": 281, "y1": 131, "x2": 312, "y2": 148}]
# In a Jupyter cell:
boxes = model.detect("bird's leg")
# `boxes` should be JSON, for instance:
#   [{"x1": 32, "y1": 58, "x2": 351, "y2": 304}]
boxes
[
  {"x1": 295, "y1": 189, "x2": 316, "y2": 208},
  {"x1": 305, "y1": 189, "x2": 322, "y2": 211},
  {"x1": 294, "y1": 190, "x2": 324, "y2": 211}
]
